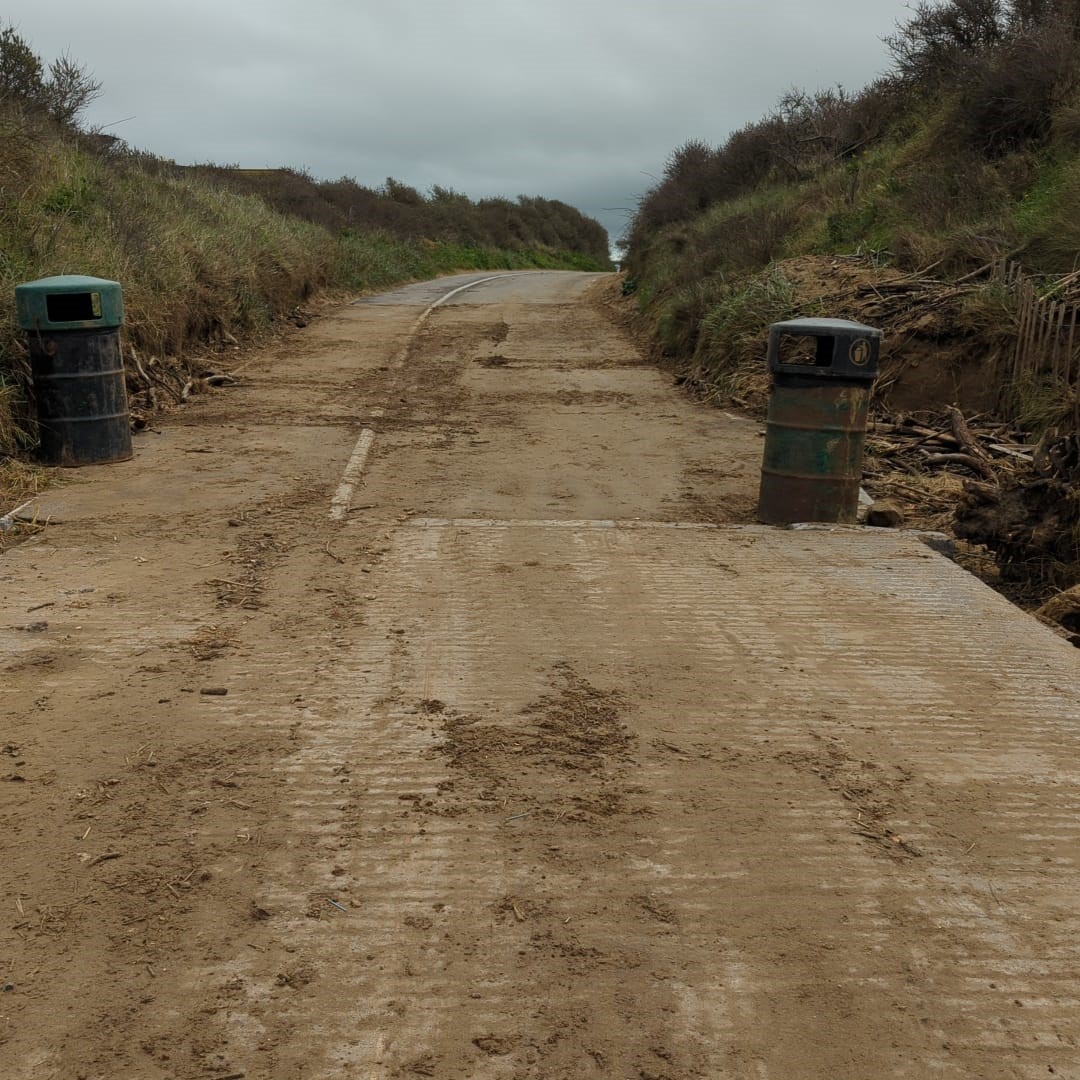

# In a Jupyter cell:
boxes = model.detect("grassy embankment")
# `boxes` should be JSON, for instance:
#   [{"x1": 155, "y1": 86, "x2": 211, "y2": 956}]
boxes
[
  {"x1": 0, "y1": 132, "x2": 607, "y2": 468},
  {"x1": 623, "y1": 1, "x2": 1080, "y2": 595},
  {"x1": 624, "y1": 0, "x2": 1080, "y2": 433},
  {"x1": 0, "y1": 25, "x2": 610, "y2": 504}
]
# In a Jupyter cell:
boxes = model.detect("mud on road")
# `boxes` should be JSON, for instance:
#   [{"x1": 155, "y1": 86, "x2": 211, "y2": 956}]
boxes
[{"x1": 3, "y1": 271, "x2": 1080, "y2": 1079}]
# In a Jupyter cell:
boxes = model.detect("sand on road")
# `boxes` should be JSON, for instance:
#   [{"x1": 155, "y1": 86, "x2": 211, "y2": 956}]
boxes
[{"x1": 2, "y1": 271, "x2": 1079, "y2": 1079}]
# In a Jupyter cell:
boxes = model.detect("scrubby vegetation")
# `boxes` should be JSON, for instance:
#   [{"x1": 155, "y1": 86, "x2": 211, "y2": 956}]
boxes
[
  {"x1": 0, "y1": 26, "x2": 609, "y2": 467},
  {"x1": 183, "y1": 165, "x2": 609, "y2": 261},
  {"x1": 624, "y1": 0, "x2": 1080, "y2": 596},
  {"x1": 624, "y1": 0, "x2": 1080, "y2": 418}
]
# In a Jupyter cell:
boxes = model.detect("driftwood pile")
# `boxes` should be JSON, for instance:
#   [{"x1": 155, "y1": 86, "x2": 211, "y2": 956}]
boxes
[
  {"x1": 954, "y1": 427, "x2": 1080, "y2": 591},
  {"x1": 126, "y1": 346, "x2": 237, "y2": 429},
  {"x1": 841, "y1": 265, "x2": 984, "y2": 324},
  {"x1": 868, "y1": 405, "x2": 1033, "y2": 481},
  {"x1": 867, "y1": 407, "x2": 1080, "y2": 631},
  {"x1": 865, "y1": 405, "x2": 1035, "y2": 520},
  {"x1": 803, "y1": 258, "x2": 996, "y2": 342}
]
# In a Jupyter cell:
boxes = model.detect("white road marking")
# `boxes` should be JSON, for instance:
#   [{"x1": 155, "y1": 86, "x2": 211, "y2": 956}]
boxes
[
  {"x1": 368, "y1": 1032, "x2": 386, "y2": 1079},
  {"x1": 330, "y1": 274, "x2": 511, "y2": 521},
  {"x1": 330, "y1": 428, "x2": 376, "y2": 521},
  {"x1": 389, "y1": 273, "x2": 512, "y2": 369},
  {"x1": 408, "y1": 517, "x2": 723, "y2": 530}
]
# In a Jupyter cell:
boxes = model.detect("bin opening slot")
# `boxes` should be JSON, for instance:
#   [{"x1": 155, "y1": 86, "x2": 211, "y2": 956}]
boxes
[
  {"x1": 45, "y1": 291, "x2": 99, "y2": 323},
  {"x1": 776, "y1": 334, "x2": 835, "y2": 368}
]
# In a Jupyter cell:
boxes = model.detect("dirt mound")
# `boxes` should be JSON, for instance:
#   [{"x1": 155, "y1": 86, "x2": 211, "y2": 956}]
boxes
[
  {"x1": 434, "y1": 664, "x2": 636, "y2": 823},
  {"x1": 774, "y1": 255, "x2": 1012, "y2": 416}
]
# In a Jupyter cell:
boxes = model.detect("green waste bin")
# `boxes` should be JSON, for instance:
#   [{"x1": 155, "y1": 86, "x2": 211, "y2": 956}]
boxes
[
  {"x1": 15, "y1": 275, "x2": 132, "y2": 466},
  {"x1": 757, "y1": 317, "x2": 881, "y2": 525}
]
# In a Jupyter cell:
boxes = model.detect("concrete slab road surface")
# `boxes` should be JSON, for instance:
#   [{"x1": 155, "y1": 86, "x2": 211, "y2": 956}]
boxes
[{"x1": 2, "y1": 270, "x2": 1079, "y2": 1080}]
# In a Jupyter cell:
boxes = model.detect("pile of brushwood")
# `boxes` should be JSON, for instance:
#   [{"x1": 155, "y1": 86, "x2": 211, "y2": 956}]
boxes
[
  {"x1": 123, "y1": 347, "x2": 241, "y2": 430},
  {"x1": 954, "y1": 428, "x2": 1080, "y2": 587},
  {"x1": 865, "y1": 405, "x2": 1080, "y2": 642}
]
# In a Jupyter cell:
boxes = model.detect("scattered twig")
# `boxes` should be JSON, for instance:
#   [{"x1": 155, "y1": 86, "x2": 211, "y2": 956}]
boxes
[
  {"x1": 920, "y1": 451, "x2": 998, "y2": 478},
  {"x1": 947, "y1": 405, "x2": 993, "y2": 464},
  {"x1": 131, "y1": 347, "x2": 184, "y2": 403}
]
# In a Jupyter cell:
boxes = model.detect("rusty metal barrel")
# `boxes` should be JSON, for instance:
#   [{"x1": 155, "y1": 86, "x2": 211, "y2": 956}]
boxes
[
  {"x1": 757, "y1": 317, "x2": 881, "y2": 525},
  {"x1": 15, "y1": 275, "x2": 132, "y2": 467}
]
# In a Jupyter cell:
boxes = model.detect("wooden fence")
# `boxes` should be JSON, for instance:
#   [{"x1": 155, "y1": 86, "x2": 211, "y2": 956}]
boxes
[{"x1": 991, "y1": 259, "x2": 1080, "y2": 387}]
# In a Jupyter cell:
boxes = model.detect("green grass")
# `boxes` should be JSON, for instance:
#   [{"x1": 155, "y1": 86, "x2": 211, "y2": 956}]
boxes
[
  {"x1": 1012, "y1": 152, "x2": 1080, "y2": 272},
  {"x1": 0, "y1": 127, "x2": 607, "y2": 458},
  {"x1": 1008, "y1": 371, "x2": 1079, "y2": 435},
  {"x1": 622, "y1": 108, "x2": 1080, "y2": 427}
]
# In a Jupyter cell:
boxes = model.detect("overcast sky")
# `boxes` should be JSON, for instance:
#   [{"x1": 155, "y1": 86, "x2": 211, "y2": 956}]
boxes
[{"x1": 7, "y1": 0, "x2": 910, "y2": 252}]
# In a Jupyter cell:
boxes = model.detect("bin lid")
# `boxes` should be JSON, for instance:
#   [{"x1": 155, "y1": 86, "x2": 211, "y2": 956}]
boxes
[
  {"x1": 769, "y1": 317, "x2": 881, "y2": 338},
  {"x1": 768, "y1": 317, "x2": 881, "y2": 381},
  {"x1": 15, "y1": 275, "x2": 124, "y2": 330}
]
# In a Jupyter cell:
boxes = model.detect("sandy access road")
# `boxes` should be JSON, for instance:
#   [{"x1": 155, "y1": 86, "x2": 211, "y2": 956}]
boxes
[{"x1": 2, "y1": 270, "x2": 1080, "y2": 1079}]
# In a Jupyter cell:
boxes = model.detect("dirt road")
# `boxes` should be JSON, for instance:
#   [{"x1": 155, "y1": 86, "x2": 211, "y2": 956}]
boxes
[{"x1": 3, "y1": 271, "x2": 1079, "y2": 1079}]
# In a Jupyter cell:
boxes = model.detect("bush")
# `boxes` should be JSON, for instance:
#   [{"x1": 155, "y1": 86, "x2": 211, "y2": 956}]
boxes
[
  {"x1": 177, "y1": 166, "x2": 610, "y2": 264},
  {"x1": 0, "y1": 23, "x2": 100, "y2": 124},
  {"x1": 885, "y1": 0, "x2": 1008, "y2": 89},
  {"x1": 0, "y1": 29, "x2": 611, "y2": 464}
]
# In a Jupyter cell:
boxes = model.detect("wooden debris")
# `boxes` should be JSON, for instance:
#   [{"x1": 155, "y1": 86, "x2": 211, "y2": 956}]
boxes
[
  {"x1": 88, "y1": 852, "x2": 122, "y2": 867},
  {"x1": 867, "y1": 407, "x2": 1034, "y2": 486}
]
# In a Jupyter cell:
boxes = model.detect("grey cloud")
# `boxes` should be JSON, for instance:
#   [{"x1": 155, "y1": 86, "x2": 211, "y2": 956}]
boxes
[{"x1": 7, "y1": 0, "x2": 910, "y2": 248}]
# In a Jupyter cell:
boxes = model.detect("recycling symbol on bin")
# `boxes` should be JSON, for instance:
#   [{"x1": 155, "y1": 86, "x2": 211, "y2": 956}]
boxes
[{"x1": 849, "y1": 338, "x2": 872, "y2": 366}]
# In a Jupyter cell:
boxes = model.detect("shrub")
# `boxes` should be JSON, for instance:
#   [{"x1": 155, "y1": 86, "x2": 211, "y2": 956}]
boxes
[
  {"x1": 936, "y1": 19, "x2": 1080, "y2": 155},
  {"x1": 0, "y1": 23, "x2": 100, "y2": 124},
  {"x1": 885, "y1": 0, "x2": 1008, "y2": 89}
]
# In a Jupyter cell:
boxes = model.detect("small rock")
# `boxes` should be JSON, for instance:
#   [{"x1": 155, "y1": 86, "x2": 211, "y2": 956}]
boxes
[
  {"x1": 17, "y1": 621, "x2": 48, "y2": 633},
  {"x1": 200, "y1": 687, "x2": 229, "y2": 696},
  {"x1": 250, "y1": 899, "x2": 272, "y2": 921},
  {"x1": 473, "y1": 1035, "x2": 511, "y2": 1056},
  {"x1": 867, "y1": 500, "x2": 905, "y2": 528},
  {"x1": 2, "y1": 983, "x2": 13, "y2": 992}
]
